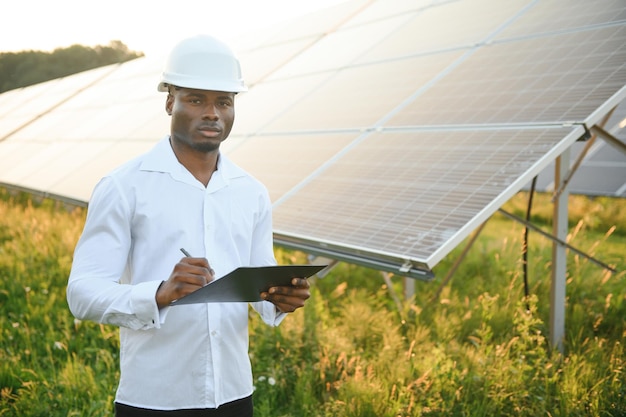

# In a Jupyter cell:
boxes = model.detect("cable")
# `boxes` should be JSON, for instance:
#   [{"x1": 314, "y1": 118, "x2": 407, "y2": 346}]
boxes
[{"x1": 522, "y1": 177, "x2": 537, "y2": 311}]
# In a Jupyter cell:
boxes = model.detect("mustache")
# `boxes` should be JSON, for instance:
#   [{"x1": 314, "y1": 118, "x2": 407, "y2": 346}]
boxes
[{"x1": 198, "y1": 123, "x2": 221, "y2": 130}]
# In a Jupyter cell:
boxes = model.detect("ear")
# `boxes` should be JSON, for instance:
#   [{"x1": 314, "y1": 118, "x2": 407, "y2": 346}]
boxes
[{"x1": 165, "y1": 93, "x2": 174, "y2": 116}]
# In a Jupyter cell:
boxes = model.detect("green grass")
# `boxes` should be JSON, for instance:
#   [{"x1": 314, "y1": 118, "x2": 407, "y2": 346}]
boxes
[{"x1": 1, "y1": 187, "x2": 625, "y2": 416}]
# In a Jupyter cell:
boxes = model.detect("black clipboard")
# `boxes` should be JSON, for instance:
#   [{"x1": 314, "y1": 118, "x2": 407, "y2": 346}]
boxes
[{"x1": 170, "y1": 264, "x2": 327, "y2": 305}]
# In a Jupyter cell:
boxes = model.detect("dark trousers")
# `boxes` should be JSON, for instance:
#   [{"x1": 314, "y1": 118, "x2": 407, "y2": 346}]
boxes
[{"x1": 115, "y1": 395, "x2": 253, "y2": 417}]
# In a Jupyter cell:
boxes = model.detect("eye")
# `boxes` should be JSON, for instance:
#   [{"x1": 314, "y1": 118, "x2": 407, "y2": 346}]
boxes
[{"x1": 218, "y1": 99, "x2": 233, "y2": 108}]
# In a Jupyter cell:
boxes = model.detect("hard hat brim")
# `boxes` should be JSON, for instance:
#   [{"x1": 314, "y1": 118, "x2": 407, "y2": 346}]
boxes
[{"x1": 157, "y1": 80, "x2": 247, "y2": 93}]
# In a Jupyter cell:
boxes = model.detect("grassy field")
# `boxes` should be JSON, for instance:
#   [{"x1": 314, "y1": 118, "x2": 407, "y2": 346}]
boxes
[{"x1": 1, "y1": 188, "x2": 624, "y2": 416}]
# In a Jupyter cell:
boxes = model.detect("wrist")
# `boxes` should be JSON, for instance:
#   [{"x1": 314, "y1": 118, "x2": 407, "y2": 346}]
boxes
[{"x1": 155, "y1": 281, "x2": 167, "y2": 308}]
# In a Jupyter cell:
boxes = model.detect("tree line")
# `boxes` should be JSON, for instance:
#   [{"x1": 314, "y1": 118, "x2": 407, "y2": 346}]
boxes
[{"x1": 0, "y1": 41, "x2": 143, "y2": 94}]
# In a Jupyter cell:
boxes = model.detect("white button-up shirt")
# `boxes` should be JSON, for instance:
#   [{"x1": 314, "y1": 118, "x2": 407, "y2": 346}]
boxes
[{"x1": 67, "y1": 136, "x2": 284, "y2": 410}]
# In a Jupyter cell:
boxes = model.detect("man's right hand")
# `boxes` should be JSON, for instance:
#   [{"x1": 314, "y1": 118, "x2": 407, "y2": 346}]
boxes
[{"x1": 156, "y1": 256, "x2": 215, "y2": 308}]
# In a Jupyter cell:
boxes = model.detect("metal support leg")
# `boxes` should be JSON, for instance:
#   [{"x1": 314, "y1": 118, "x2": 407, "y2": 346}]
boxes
[
  {"x1": 404, "y1": 276, "x2": 415, "y2": 301},
  {"x1": 550, "y1": 149, "x2": 570, "y2": 353}
]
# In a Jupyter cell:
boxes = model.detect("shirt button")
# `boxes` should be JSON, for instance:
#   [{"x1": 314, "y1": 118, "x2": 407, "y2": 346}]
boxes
[{"x1": 211, "y1": 331, "x2": 217, "y2": 336}]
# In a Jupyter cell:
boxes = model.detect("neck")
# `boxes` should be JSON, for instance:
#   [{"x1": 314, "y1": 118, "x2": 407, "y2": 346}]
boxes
[{"x1": 169, "y1": 137, "x2": 219, "y2": 187}]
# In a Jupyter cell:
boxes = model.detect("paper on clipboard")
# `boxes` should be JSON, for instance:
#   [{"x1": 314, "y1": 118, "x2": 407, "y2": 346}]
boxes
[{"x1": 170, "y1": 264, "x2": 327, "y2": 305}]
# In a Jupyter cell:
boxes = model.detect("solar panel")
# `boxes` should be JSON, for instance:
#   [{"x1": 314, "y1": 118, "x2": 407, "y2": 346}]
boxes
[
  {"x1": 237, "y1": 38, "x2": 320, "y2": 86},
  {"x1": 51, "y1": 141, "x2": 158, "y2": 202},
  {"x1": 235, "y1": 0, "x2": 371, "y2": 85},
  {"x1": 350, "y1": 0, "x2": 530, "y2": 62},
  {"x1": 0, "y1": 0, "x2": 624, "y2": 279},
  {"x1": 266, "y1": 15, "x2": 412, "y2": 78},
  {"x1": 261, "y1": 51, "x2": 464, "y2": 132},
  {"x1": 227, "y1": 133, "x2": 359, "y2": 202},
  {"x1": 269, "y1": 126, "x2": 583, "y2": 274},
  {"x1": 230, "y1": 73, "x2": 331, "y2": 136},
  {"x1": 0, "y1": 65, "x2": 118, "y2": 141},
  {"x1": 387, "y1": 26, "x2": 626, "y2": 126},
  {"x1": 493, "y1": 0, "x2": 626, "y2": 39}
]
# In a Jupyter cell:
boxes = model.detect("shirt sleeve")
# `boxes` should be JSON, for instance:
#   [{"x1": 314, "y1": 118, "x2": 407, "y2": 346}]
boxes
[
  {"x1": 253, "y1": 300, "x2": 287, "y2": 327},
  {"x1": 66, "y1": 176, "x2": 163, "y2": 330}
]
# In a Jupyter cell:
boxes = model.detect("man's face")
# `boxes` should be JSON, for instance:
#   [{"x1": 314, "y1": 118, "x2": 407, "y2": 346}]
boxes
[{"x1": 166, "y1": 87, "x2": 235, "y2": 153}]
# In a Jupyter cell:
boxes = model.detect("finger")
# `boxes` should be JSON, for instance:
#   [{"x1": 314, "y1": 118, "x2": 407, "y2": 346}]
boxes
[
  {"x1": 166, "y1": 272, "x2": 206, "y2": 292},
  {"x1": 290, "y1": 277, "x2": 309, "y2": 288},
  {"x1": 180, "y1": 256, "x2": 210, "y2": 269},
  {"x1": 264, "y1": 279, "x2": 309, "y2": 296},
  {"x1": 268, "y1": 285, "x2": 310, "y2": 298},
  {"x1": 175, "y1": 260, "x2": 214, "y2": 285},
  {"x1": 179, "y1": 271, "x2": 210, "y2": 286},
  {"x1": 262, "y1": 287, "x2": 310, "y2": 312},
  {"x1": 263, "y1": 294, "x2": 306, "y2": 313}
]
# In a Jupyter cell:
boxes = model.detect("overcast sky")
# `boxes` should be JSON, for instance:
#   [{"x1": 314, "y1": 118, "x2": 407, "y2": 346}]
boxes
[{"x1": 1, "y1": 0, "x2": 347, "y2": 56}]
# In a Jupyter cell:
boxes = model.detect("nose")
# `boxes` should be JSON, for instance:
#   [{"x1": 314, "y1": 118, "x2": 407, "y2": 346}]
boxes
[{"x1": 202, "y1": 104, "x2": 219, "y2": 120}]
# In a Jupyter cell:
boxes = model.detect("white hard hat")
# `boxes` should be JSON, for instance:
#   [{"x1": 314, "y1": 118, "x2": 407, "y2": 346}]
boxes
[{"x1": 157, "y1": 34, "x2": 247, "y2": 93}]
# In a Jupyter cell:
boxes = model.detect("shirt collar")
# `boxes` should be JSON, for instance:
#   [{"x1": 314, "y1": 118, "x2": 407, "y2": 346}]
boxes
[{"x1": 139, "y1": 136, "x2": 247, "y2": 187}]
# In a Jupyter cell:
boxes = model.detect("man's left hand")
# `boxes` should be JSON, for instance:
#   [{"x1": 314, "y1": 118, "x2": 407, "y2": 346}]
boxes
[{"x1": 261, "y1": 278, "x2": 310, "y2": 313}]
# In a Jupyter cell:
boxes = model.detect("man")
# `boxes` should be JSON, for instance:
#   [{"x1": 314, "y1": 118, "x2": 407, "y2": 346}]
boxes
[{"x1": 67, "y1": 34, "x2": 310, "y2": 416}]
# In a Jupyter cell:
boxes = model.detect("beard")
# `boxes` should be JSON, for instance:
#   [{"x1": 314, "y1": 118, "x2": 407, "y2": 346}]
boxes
[{"x1": 189, "y1": 138, "x2": 221, "y2": 153}]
